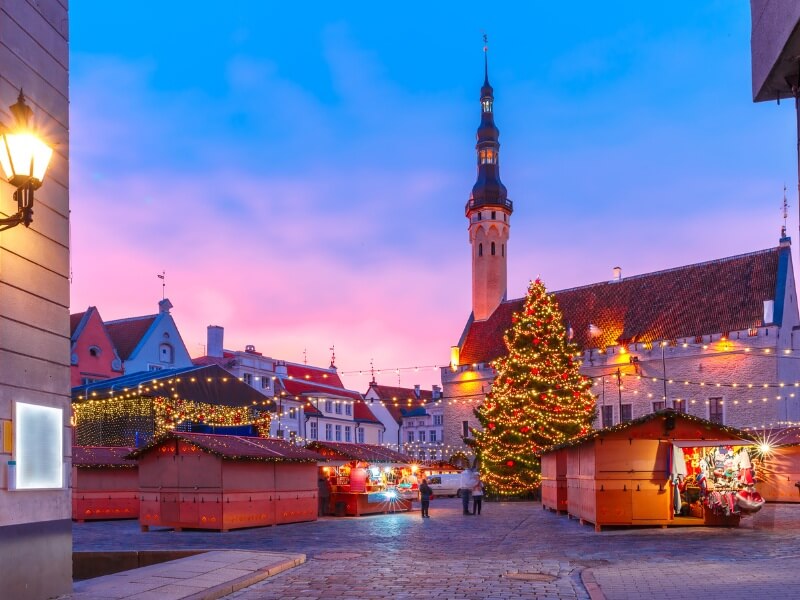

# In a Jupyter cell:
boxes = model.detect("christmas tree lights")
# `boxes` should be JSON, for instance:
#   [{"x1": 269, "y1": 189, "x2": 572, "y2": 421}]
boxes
[{"x1": 470, "y1": 279, "x2": 597, "y2": 495}]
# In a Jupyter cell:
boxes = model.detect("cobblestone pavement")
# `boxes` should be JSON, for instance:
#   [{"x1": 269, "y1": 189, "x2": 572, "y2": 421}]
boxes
[{"x1": 73, "y1": 499, "x2": 800, "y2": 599}]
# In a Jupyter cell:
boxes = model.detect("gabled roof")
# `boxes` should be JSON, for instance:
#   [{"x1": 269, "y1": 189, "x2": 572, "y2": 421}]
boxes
[
  {"x1": 129, "y1": 432, "x2": 324, "y2": 462},
  {"x1": 280, "y1": 378, "x2": 362, "y2": 402},
  {"x1": 105, "y1": 315, "x2": 158, "y2": 361},
  {"x1": 307, "y1": 441, "x2": 414, "y2": 463},
  {"x1": 73, "y1": 446, "x2": 136, "y2": 468},
  {"x1": 72, "y1": 364, "x2": 268, "y2": 408},
  {"x1": 365, "y1": 383, "x2": 432, "y2": 425},
  {"x1": 353, "y1": 402, "x2": 383, "y2": 425},
  {"x1": 460, "y1": 246, "x2": 786, "y2": 365},
  {"x1": 70, "y1": 310, "x2": 88, "y2": 338}
]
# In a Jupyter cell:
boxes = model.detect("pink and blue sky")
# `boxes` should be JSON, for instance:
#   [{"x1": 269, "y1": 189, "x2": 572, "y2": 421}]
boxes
[{"x1": 69, "y1": 2, "x2": 795, "y2": 392}]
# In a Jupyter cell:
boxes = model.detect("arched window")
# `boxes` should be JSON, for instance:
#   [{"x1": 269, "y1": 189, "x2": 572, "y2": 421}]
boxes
[
  {"x1": 478, "y1": 243, "x2": 483, "y2": 257},
  {"x1": 491, "y1": 242, "x2": 496, "y2": 256},
  {"x1": 482, "y1": 99, "x2": 492, "y2": 113}
]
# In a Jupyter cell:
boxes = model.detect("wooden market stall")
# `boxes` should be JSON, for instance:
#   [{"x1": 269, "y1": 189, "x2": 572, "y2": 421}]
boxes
[
  {"x1": 750, "y1": 427, "x2": 800, "y2": 502},
  {"x1": 541, "y1": 447, "x2": 568, "y2": 514},
  {"x1": 542, "y1": 411, "x2": 760, "y2": 531},
  {"x1": 307, "y1": 441, "x2": 416, "y2": 516},
  {"x1": 72, "y1": 446, "x2": 138, "y2": 522},
  {"x1": 131, "y1": 431, "x2": 324, "y2": 532}
]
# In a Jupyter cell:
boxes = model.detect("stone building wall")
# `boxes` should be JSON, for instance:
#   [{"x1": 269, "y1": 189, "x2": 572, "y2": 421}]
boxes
[{"x1": 0, "y1": 1, "x2": 71, "y2": 598}]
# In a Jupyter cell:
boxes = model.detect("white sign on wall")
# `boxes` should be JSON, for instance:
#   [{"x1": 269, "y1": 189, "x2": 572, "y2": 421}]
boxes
[{"x1": 14, "y1": 402, "x2": 63, "y2": 490}]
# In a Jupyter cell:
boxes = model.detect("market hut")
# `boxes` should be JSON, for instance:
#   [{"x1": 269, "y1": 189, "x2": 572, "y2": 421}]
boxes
[
  {"x1": 749, "y1": 427, "x2": 800, "y2": 502},
  {"x1": 307, "y1": 441, "x2": 416, "y2": 516},
  {"x1": 541, "y1": 447, "x2": 568, "y2": 513},
  {"x1": 541, "y1": 411, "x2": 759, "y2": 531},
  {"x1": 72, "y1": 446, "x2": 138, "y2": 522},
  {"x1": 131, "y1": 431, "x2": 324, "y2": 532}
]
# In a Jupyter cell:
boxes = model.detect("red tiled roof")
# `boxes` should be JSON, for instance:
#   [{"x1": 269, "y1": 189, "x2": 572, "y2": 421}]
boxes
[
  {"x1": 365, "y1": 384, "x2": 431, "y2": 425},
  {"x1": 460, "y1": 247, "x2": 782, "y2": 365},
  {"x1": 105, "y1": 315, "x2": 157, "y2": 361},
  {"x1": 70, "y1": 311, "x2": 87, "y2": 337},
  {"x1": 281, "y1": 378, "x2": 362, "y2": 402},
  {"x1": 286, "y1": 363, "x2": 344, "y2": 387},
  {"x1": 353, "y1": 402, "x2": 382, "y2": 424},
  {"x1": 129, "y1": 432, "x2": 324, "y2": 462},
  {"x1": 307, "y1": 441, "x2": 414, "y2": 463},
  {"x1": 73, "y1": 446, "x2": 136, "y2": 468}
]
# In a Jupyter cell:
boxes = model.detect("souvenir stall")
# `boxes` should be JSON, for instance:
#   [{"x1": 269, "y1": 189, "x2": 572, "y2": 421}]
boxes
[
  {"x1": 541, "y1": 447, "x2": 568, "y2": 513},
  {"x1": 308, "y1": 441, "x2": 416, "y2": 516},
  {"x1": 542, "y1": 411, "x2": 762, "y2": 532},
  {"x1": 748, "y1": 427, "x2": 800, "y2": 502},
  {"x1": 131, "y1": 431, "x2": 324, "y2": 532},
  {"x1": 72, "y1": 446, "x2": 138, "y2": 522}
]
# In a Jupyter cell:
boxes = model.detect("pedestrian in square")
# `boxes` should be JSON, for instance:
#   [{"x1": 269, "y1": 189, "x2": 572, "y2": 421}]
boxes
[
  {"x1": 461, "y1": 468, "x2": 473, "y2": 515},
  {"x1": 472, "y1": 475, "x2": 484, "y2": 515},
  {"x1": 419, "y1": 477, "x2": 432, "y2": 518}
]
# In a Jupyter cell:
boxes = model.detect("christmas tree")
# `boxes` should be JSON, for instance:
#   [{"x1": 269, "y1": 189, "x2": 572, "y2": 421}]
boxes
[{"x1": 470, "y1": 278, "x2": 596, "y2": 495}]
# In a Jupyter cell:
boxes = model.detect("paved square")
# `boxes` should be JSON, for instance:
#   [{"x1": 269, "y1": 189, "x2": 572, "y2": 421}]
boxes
[{"x1": 73, "y1": 498, "x2": 800, "y2": 599}]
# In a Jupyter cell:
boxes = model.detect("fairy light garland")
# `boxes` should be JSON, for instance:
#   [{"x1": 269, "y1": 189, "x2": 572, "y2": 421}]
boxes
[{"x1": 470, "y1": 279, "x2": 596, "y2": 496}]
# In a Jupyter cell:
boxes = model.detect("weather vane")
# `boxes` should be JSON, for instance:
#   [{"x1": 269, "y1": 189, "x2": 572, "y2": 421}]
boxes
[
  {"x1": 329, "y1": 345, "x2": 336, "y2": 369},
  {"x1": 157, "y1": 270, "x2": 166, "y2": 300},
  {"x1": 782, "y1": 184, "x2": 790, "y2": 238},
  {"x1": 303, "y1": 347, "x2": 308, "y2": 365},
  {"x1": 370, "y1": 358, "x2": 375, "y2": 383}
]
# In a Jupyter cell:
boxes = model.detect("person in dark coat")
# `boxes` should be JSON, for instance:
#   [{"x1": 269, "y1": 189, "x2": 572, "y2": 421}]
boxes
[
  {"x1": 318, "y1": 477, "x2": 331, "y2": 517},
  {"x1": 419, "y1": 477, "x2": 433, "y2": 518}
]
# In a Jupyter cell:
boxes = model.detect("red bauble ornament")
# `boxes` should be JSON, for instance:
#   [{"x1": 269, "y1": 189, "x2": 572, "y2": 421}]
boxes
[
  {"x1": 488, "y1": 423, "x2": 496, "y2": 430},
  {"x1": 521, "y1": 426, "x2": 530, "y2": 433},
  {"x1": 531, "y1": 368, "x2": 539, "y2": 375},
  {"x1": 533, "y1": 338, "x2": 540, "y2": 345},
  {"x1": 540, "y1": 393, "x2": 547, "y2": 400},
  {"x1": 561, "y1": 373, "x2": 568, "y2": 380},
  {"x1": 506, "y1": 460, "x2": 515, "y2": 467}
]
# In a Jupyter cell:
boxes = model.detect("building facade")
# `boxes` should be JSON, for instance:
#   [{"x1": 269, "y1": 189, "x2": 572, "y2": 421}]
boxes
[
  {"x1": 70, "y1": 306, "x2": 123, "y2": 387},
  {"x1": 0, "y1": 2, "x2": 72, "y2": 597},
  {"x1": 442, "y1": 56, "x2": 800, "y2": 453}
]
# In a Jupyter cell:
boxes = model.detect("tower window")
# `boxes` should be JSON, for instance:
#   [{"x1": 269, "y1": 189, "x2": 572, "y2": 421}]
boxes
[
  {"x1": 491, "y1": 211, "x2": 496, "y2": 219},
  {"x1": 478, "y1": 243, "x2": 483, "y2": 257},
  {"x1": 477, "y1": 212, "x2": 482, "y2": 221},
  {"x1": 491, "y1": 242, "x2": 496, "y2": 256},
  {"x1": 479, "y1": 148, "x2": 497, "y2": 165},
  {"x1": 502, "y1": 244, "x2": 505, "y2": 257},
  {"x1": 482, "y1": 99, "x2": 492, "y2": 112}
]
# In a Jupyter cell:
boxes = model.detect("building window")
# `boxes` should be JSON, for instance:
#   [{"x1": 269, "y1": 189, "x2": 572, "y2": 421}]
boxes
[
  {"x1": 242, "y1": 373, "x2": 253, "y2": 386},
  {"x1": 325, "y1": 400, "x2": 333, "y2": 413},
  {"x1": 429, "y1": 430, "x2": 437, "y2": 442},
  {"x1": 482, "y1": 99, "x2": 492, "y2": 112},
  {"x1": 310, "y1": 421, "x2": 318, "y2": 440},
  {"x1": 501, "y1": 244, "x2": 505, "y2": 257},
  {"x1": 378, "y1": 430, "x2": 383, "y2": 444},
  {"x1": 335, "y1": 425, "x2": 342, "y2": 441},
  {"x1": 709, "y1": 397, "x2": 724, "y2": 424},
  {"x1": 748, "y1": 328, "x2": 759, "y2": 337},
  {"x1": 434, "y1": 415, "x2": 443, "y2": 426},
  {"x1": 288, "y1": 407, "x2": 297, "y2": 419},
  {"x1": 88, "y1": 345, "x2": 101, "y2": 357},
  {"x1": 462, "y1": 421, "x2": 470, "y2": 438},
  {"x1": 477, "y1": 212, "x2": 482, "y2": 221},
  {"x1": 335, "y1": 402, "x2": 342, "y2": 414},
  {"x1": 601, "y1": 405, "x2": 614, "y2": 428},
  {"x1": 357, "y1": 427, "x2": 365, "y2": 443},
  {"x1": 148, "y1": 364, "x2": 164, "y2": 371},
  {"x1": 345, "y1": 403, "x2": 352, "y2": 416},
  {"x1": 407, "y1": 431, "x2": 414, "y2": 443},
  {"x1": 491, "y1": 211, "x2": 496, "y2": 219},
  {"x1": 419, "y1": 431, "x2": 426, "y2": 442},
  {"x1": 673, "y1": 400, "x2": 687, "y2": 414},
  {"x1": 325, "y1": 423, "x2": 333, "y2": 441},
  {"x1": 420, "y1": 450, "x2": 427, "y2": 460},
  {"x1": 81, "y1": 376, "x2": 100, "y2": 385},
  {"x1": 261, "y1": 377, "x2": 270, "y2": 390},
  {"x1": 491, "y1": 242, "x2": 496, "y2": 256},
  {"x1": 478, "y1": 243, "x2": 483, "y2": 257},
  {"x1": 159, "y1": 343, "x2": 174, "y2": 364},
  {"x1": 620, "y1": 404, "x2": 632, "y2": 423},
  {"x1": 345, "y1": 426, "x2": 352, "y2": 442},
  {"x1": 652, "y1": 401, "x2": 665, "y2": 412}
]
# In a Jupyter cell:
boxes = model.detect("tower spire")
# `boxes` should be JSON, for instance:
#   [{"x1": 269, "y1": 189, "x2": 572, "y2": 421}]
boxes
[
  {"x1": 483, "y1": 33, "x2": 489, "y2": 85},
  {"x1": 782, "y1": 184, "x2": 790, "y2": 239}
]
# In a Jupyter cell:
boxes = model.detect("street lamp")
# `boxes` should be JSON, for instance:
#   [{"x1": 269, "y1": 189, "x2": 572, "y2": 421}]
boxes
[{"x1": 0, "y1": 90, "x2": 53, "y2": 231}]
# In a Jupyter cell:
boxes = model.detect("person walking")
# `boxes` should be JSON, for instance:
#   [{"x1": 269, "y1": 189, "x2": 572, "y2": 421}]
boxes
[
  {"x1": 472, "y1": 476, "x2": 484, "y2": 515},
  {"x1": 461, "y1": 468, "x2": 473, "y2": 515},
  {"x1": 318, "y1": 476, "x2": 331, "y2": 517},
  {"x1": 419, "y1": 477, "x2": 433, "y2": 518}
]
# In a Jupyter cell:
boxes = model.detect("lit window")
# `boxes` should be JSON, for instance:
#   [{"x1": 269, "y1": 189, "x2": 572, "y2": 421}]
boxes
[{"x1": 482, "y1": 99, "x2": 492, "y2": 112}]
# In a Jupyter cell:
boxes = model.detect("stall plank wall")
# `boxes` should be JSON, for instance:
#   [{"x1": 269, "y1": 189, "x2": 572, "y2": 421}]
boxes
[
  {"x1": 0, "y1": 1, "x2": 70, "y2": 598},
  {"x1": 758, "y1": 446, "x2": 800, "y2": 502},
  {"x1": 72, "y1": 467, "x2": 139, "y2": 521},
  {"x1": 540, "y1": 448, "x2": 568, "y2": 512}
]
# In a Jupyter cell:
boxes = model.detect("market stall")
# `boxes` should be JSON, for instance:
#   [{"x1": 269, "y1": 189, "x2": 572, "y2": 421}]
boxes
[
  {"x1": 72, "y1": 446, "x2": 138, "y2": 522},
  {"x1": 749, "y1": 427, "x2": 800, "y2": 502},
  {"x1": 541, "y1": 447, "x2": 568, "y2": 513},
  {"x1": 307, "y1": 441, "x2": 416, "y2": 516},
  {"x1": 131, "y1": 431, "x2": 324, "y2": 532},
  {"x1": 542, "y1": 411, "x2": 762, "y2": 531}
]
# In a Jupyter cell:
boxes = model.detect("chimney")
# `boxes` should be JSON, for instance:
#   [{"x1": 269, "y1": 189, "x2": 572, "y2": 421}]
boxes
[
  {"x1": 432, "y1": 385, "x2": 442, "y2": 399},
  {"x1": 611, "y1": 266, "x2": 622, "y2": 282},
  {"x1": 414, "y1": 384, "x2": 421, "y2": 398},
  {"x1": 207, "y1": 326, "x2": 224, "y2": 358},
  {"x1": 275, "y1": 360, "x2": 288, "y2": 377},
  {"x1": 158, "y1": 298, "x2": 173, "y2": 313},
  {"x1": 764, "y1": 299, "x2": 775, "y2": 325}
]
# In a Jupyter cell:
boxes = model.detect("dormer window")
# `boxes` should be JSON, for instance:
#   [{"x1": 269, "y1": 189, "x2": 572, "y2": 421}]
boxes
[{"x1": 482, "y1": 99, "x2": 492, "y2": 113}]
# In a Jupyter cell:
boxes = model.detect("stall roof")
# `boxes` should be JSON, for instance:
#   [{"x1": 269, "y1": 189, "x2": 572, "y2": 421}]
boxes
[
  {"x1": 307, "y1": 441, "x2": 415, "y2": 464},
  {"x1": 542, "y1": 410, "x2": 755, "y2": 453},
  {"x1": 73, "y1": 446, "x2": 136, "y2": 468},
  {"x1": 72, "y1": 364, "x2": 270, "y2": 409},
  {"x1": 128, "y1": 431, "x2": 326, "y2": 463}
]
